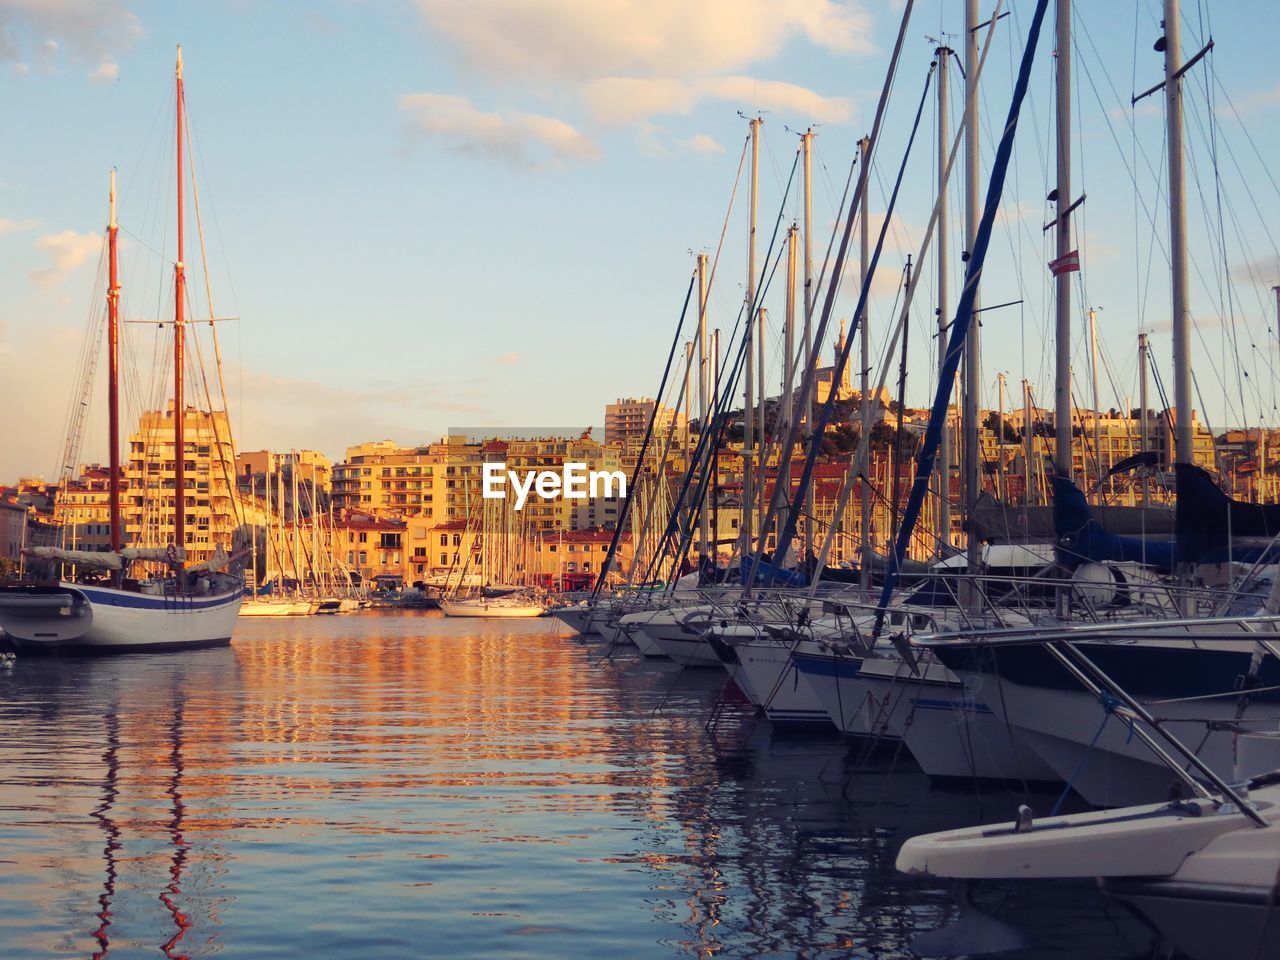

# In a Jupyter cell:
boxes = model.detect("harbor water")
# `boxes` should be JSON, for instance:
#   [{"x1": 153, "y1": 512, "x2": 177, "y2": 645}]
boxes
[{"x1": 0, "y1": 613, "x2": 1159, "y2": 958}]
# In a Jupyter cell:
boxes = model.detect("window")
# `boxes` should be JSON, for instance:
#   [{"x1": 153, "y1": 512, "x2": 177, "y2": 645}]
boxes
[
  {"x1": 439, "y1": 534, "x2": 448, "y2": 546},
  {"x1": 359, "y1": 551, "x2": 367, "y2": 564},
  {"x1": 414, "y1": 547, "x2": 425, "y2": 557},
  {"x1": 359, "y1": 532, "x2": 367, "y2": 543},
  {"x1": 440, "y1": 553, "x2": 448, "y2": 565},
  {"x1": 452, "y1": 534, "x2": 461, "y2": 547}
]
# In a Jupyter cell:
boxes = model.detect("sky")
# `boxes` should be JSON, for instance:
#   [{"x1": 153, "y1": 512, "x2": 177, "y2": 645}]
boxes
[{"x1": 3, "y1": 0, "x2": 1280, "y2": 481}]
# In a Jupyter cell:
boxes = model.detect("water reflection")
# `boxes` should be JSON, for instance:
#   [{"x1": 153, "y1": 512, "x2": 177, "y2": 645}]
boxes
[{"x1": 0, "y1": 613, "x2": 1158, "y2": 958}]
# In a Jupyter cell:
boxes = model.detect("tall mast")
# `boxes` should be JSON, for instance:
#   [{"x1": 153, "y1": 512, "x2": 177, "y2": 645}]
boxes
[
  {"x1": 712, "y1": 327, "x2": 721, "y2": 561},
  {"x1": 684, "y1": 341, "x2": 694, "y2": 463},
  {"x1": 742, "y1": 116, "x2": 761, "y2": 562},
  {"x1": 1052, "y1": 0, "x2": 1073, "y2": 483},
  {"x1": 173, "y1": 45, "x2": 187, "y2": 564},
  {"x1": 963, "y1": 0, "x2": 983, "y2": 582},
  {"x1": 1024, "y1": 380, "x2": 1035, "y2": 505},
  {"x1": 1139, "y1": 334, "x2": 1150, "y2": 505},
  {"x1": 781, "y1": 226, "x2": 797, "y2": 547},
  {"x1": 996, "y1": 372, "x2": 1007, "y2": 501},
  {"x1": 1164, "y1": 0, "x2": 1193, "y2": 463},
  {"x1": 801, "y1": 130, "x2": 815, "y2": 562},
  {"x1": 858, "y1": 135, "x2": 873, "y2": 592},
  {"x1": 107, "y1": 169, "x2": 122, "y2": 556},
  {"x1": 696, "y1": 252, "x2": 709, "y2": 561},
  {"x1": 264, "y1": 458, "x2": 273, "y2": 586},
  {"x1": 1089, "y1": 306, "x2": 1103, "y2": 499},
  {"x1": 936, "y1": 47, "x2": 953, "y2": 555}
]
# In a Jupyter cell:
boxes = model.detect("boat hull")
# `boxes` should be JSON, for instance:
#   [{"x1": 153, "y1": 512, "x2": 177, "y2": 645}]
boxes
[
  {"x1": 0, "y1": 581, "x2": 242, "y2": 653},
  {"x1": 707, "y1": 631, "x2": 830, "y2": 724},
  {"x1": 440, "y1": 600, "x2": 546, "y2": 618}
]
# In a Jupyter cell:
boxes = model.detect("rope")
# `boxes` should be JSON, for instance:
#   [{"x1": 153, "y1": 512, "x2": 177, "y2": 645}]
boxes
[{"x1": 1049, "y1": 692, "x2": 1123, "y2": 816}]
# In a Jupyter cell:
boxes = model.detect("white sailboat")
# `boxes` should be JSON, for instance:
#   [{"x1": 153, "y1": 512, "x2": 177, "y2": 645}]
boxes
[{"x1": 0, "y1": 49, "x2": 245, "y2": 652}]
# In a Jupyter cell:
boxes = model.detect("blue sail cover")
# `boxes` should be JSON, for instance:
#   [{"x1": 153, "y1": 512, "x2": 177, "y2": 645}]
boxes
[
  {"x1": 739, "y1": 557, "x2": 808, "y2": 588},
  {"x1": 874, "y1": 0, "x2": 1052, "y2": 627},
  {"x1": 1052, "y1": 476, "x2": 1174, "y2": 572},
  {"x1": 1176, "y1": 463, "x2": 1280, "y2": 565}
]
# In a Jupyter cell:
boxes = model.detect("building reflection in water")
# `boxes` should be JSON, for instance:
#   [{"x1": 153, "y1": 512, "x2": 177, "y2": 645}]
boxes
[{"x1": 0, "y1": 614, "x2": 1157, "y2": 959}]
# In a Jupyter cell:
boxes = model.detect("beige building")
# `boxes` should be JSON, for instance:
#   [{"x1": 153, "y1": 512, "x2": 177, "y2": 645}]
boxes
[
  {"x1": 52, "y1": 465, "x2": 123, "y2": 553},
  {"x1": 605, "y1": 397, "x2": 679, "y2": 445},
  {"x1": 124, "y1": 405, "x2": 244, "y2": 564}
]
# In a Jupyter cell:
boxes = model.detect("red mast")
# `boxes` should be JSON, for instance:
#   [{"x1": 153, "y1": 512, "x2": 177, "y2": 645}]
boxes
[
  {"x1": 173, "y1": 46, "x2": 186, "y2": 568},
  {"x1": 107, "y1": 170, "x2": 122, "y2": 556}
]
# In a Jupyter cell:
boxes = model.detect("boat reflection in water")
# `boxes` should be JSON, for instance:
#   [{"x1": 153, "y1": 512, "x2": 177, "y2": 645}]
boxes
[{"x1": 0, "y1": 615, "x2": 1155, "y2": 958}]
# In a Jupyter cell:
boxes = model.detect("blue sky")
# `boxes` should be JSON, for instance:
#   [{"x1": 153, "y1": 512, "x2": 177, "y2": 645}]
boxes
[{"x1": 2, "y1": 0, "x2": 1279, "y2": 480}]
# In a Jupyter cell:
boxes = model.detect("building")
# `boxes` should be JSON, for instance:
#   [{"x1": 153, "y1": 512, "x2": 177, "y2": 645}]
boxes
[
  {"x1": 605, "y1": 397, "x2": 678, "y2": 445},
  {"x1": 812, "y1": 319, "x2": 855, "y2": 405},
  {"x1": 532, "y1": 528, "x2": 633, "y2": 589},
  {"x1": 331, "y1": 437, "x2": 492, "y2": 522},
  {"x1": 1, "y1": 497, "x2": 27, "y2": 569},
  {"x1": 124, "y1": 405, "x2": 243, "y2": 564},
  {"x1": 52, "y1": 464, "x2": 123, "y2": 553}
]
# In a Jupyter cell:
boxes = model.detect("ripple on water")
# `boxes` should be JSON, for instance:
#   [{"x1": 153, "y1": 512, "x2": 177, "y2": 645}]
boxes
[{"x1": 0, "y1": 612, "x2": 1157, "y2": 958}]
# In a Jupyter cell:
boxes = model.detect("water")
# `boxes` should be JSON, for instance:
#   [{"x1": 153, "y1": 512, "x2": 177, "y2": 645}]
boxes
[{"x1": 0, "y1": 613, "x2": 1160, "y2": 958}]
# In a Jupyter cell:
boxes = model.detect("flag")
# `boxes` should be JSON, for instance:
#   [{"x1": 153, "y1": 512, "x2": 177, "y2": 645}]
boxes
[{"x1": 1048, "y1": 249, "x2": 1080, "y2": 275}]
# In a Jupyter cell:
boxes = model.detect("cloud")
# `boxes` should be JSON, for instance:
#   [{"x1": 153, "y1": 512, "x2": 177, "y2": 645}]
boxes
[
  {"x1": 227, "y1": 367, "x2": 494, "y2": 461},
  {"x1": 1232, "y1": 82, "x2": 1280, "y2": 115},
  {"x1": 399, "y1": 92, "x2": 599, "y2": 167},
  {"x1": 496, "y1": 351, "x2": 519, "y2": 365},
  {"x1": 88, "y1": 58, "x2": 118, "y2": 82},
  {"x1": 0, "y1": 1, "x2": 143, "y2": 76},
  {"x1": 678, "y1": 134, "x2": 725, "y2": 155},
  {"x1": 0, "y1": 216, "x2": 39, "y2": 235},
  {"x1": 585, "y1": 76, "x2": 853, "y2": 126},
  {"x1": 30, "y1": 229, "x2": 101, "y2": 287},
  {"x1": 1232, "y1": 255, "x2": 1280, "y2": 287},
  {"x1": 411, "y1": 0, "x2": 873, "y2": 82}
]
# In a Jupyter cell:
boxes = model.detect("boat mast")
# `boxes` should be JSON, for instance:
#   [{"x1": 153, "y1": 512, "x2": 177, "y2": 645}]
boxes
[
  {"x1": 936, "y1": 45, "x2": 952, "y2": 555},
  {"x1": 1139, "y1": 334, "x2": 1150, "y2": 505},
  {"x1": 1164, "y1": 0, "x2": 1192, "y2": 464},
  {"x1": 781, "y1": 225, "x2": 797, "y2": 550},
  {"x1": 963, "y1": 0, "x2": 983, "y2": 589},
  {"x1": 741, "y1": 116, "x2": 761, "y2": 564},
  {"x1": 996, "y1": 371, "x2": 1006, "y2": 501},
  {"x1": 858, "y1": 135, "x2": 872, "y2": 591},
  {"x1": 712, "y1": 327, "x2": 721, "y2": 563},
  {"x1": 1052, "y1": 0, "x2": 1073, "y2": 486},
  {"x1": 173, "y1": 46, "x2": 187, "y2": 566},
  {"x1": 1024, "y1": 379, "x2": 1035, "y2": 505},
  {"x1": 107, "y1": 170, "x2": 122, "y2": 557},
  {"x1": 696, "y1": 251, "x2": 709, "y2": 562},
  {"x1": 1089, "y1": 306, "x2": 1103, "y2": 499},
  {"x1": 801, "y1": 130, "x2": 815, "y2": 565}
]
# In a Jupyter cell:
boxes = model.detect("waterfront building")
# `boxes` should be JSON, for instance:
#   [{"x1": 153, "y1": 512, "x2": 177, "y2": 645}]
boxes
[
  {"x1": 604, "y1": 397, "x2": 679, "y2": 445},
  {"x1": 51, "y1": 464, "x2": 122, "y2": 553},
  {"x1": 124, "y1": 404, "x2": 243, "y2": 564}
]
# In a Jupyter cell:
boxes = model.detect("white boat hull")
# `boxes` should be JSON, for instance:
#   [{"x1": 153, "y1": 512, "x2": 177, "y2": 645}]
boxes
[
  {"x1": 639, "y1": 607, "x2": 722, "y2": 667},
  {"x1": 708, "y1": 630, "x2": 830, "y2": 724},
  {"x1": 440, "y1": 600, "x2": 546, "y2": 618},
  {"x1": 239, "y1": 598, "x2": 310, "y2": 617},
  {"x1": 856, "y1": 657, "x2": 1060, "y2": 783},
  {"x1": 0, "y1": 581, "x2": 242, "y2": 652}
]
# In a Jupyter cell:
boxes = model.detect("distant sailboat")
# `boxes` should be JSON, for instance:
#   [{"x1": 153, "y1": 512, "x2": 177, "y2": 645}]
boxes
[{"x1": 0, "y1": 49, "x2": 245, "y2": 651}]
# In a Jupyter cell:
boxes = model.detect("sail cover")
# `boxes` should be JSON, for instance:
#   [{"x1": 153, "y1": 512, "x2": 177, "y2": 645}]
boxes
[
  {"x1": 1053, "y1": 476, "x2": 1174, "y2": 572},
  {"x1": 1176, "y1": 463, "x2": 1280, "y2": 564}
]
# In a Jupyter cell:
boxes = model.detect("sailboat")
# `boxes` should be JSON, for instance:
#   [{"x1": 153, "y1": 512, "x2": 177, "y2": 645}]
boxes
[{"x1": 0, "y1": 49, "x2": 245, "y2": 651}]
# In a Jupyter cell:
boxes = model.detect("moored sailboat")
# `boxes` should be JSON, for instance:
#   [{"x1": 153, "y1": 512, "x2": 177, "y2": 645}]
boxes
[{"x1": 0, "y1": 49, "x2": 245, "y2": 652}]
